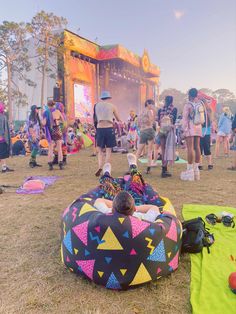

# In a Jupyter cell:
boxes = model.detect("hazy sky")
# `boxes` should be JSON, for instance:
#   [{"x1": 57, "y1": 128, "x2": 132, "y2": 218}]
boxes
[{"x1": 0, "y1": 0, "x2": 236, "y2": 94}]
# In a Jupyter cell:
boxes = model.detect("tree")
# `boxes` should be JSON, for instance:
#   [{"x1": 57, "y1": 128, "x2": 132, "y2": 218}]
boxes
[
  {"x1": 28, "y1": 11, "x2": 67, "y2": 106},
  {"x1": 0, "y1": 21, "x2": 33, "y2": 122}
]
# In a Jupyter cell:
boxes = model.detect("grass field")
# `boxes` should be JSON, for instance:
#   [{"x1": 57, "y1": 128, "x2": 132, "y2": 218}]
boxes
[{"x1": 0, "y1": 148, "x2": 235, "y2": 314}]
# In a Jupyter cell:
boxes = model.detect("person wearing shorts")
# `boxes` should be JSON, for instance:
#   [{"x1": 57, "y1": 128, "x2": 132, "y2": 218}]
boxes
[
  {"x1": 94, "y1": 91, "x2": 121, "y2": 177},
  {"x1": 136, "y1": 99, "x2": 155, "y2": 174},
  {"x1": 199, "y1": 100, "x2": 213, "y2": 170}
]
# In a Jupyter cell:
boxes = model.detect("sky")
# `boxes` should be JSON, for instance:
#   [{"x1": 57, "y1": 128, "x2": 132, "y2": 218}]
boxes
[{"x1": 0, "y1": 0, "x2": 236, "y2": 94}]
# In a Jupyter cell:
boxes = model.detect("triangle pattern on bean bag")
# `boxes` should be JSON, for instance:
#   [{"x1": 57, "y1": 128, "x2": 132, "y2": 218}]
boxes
[
  {"x1": 63, "y1": 230, "x2": 73, "y2": 254},
  {"x1": 106, "y1": 272, "x2": 121, "y2": 289},
  {"x1": 129, "y1": 263, "x2": 152, "y2": 286},
  {"x1": 79, "y1": 203, "x2": 97, "y2": 217},
  {"x1": 76, "y1": 259, "x2": 95, "y2": 280},
  {"x1": 97, "y1": 227, "x2": 123, "y2": 250},
  {"x1": 168, "y1": 251, "x2": 179, "y2": 271},
  {"x1": 147, "y1": 239, "x2": 166, "y2": 262},
  {"x1": 72, "y1": 221, "x2": 89, "y2": 246},
  {"x1": 129, "y1": 216, "x2": 150, "y2": 238},
  {"x1": 166, "y1": 220, "x2": 177, "y2": 242}
]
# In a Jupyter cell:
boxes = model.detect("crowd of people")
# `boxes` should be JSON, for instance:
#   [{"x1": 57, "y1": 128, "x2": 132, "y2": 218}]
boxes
[{"x1": 0, "y1": 87, "x2": 236, "y2": 179}]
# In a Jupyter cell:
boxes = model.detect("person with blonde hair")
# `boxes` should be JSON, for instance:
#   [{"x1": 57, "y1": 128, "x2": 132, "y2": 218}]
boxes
[{"x1": 215, "y1": 106, "x2": 233, "y2": 157}]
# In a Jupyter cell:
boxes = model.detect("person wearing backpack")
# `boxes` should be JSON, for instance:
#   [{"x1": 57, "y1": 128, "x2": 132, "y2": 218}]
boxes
[
  {"x1": 199, "y1": 99, "x2": 213, "y2": 170},
  {"x1": 157, "y1": 96, "x2": 177, "y2": 178},
  {"x1": 181, "y1": 88, "x2": 203, "y2": 181}
]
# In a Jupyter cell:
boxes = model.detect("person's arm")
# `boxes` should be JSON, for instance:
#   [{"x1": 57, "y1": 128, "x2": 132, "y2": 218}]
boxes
[
  {"x1": 182, "y1": 104, "x2": 189, "y2": 133},
  {"x1": 135, "y1": 204, "x2": 160, "y2": 214},
  {"x1": 113, "y1": 105, "x2": 121, "y2": 122},
  {"x1": 94, "y1": 198, "x2": 113, "y2": 208},
  {"x1": 172, "y1": 107, "x2": 178, "y2": 125}
]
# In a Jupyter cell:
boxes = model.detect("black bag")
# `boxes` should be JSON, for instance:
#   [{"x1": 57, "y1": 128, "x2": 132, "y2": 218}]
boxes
[{"x1": 181, "y1": 217, "x2": 214, "y2": 254}]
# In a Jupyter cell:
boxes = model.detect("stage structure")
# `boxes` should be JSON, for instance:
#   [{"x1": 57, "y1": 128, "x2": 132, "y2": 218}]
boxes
[{"x1": 59, "y1": 30, "x2": 160, "y2": 122}]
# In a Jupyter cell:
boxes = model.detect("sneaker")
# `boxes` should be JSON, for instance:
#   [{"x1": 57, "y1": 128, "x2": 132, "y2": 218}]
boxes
[
  {"x1": 59, "y1": 161, "x2": 64, "y2": 170},
  {"x1": 48, "y1": 162, "x2": 53, "y2": 171},
  {"x1": 208, "y1": 165, "x2": 213, "y2": 170},
  {"x1": 1, "y1": 167, "x2": 14, "y2": 173},
  {"x1": 102, "y1": 163, "x2": 111, "y2": 176},
  {"x1": 95, "y1": 168, "x2": 102, "y2": 177},
  {"x1": 146, "y1": 166, "x2": 151, "y2": 174},
  {"x1": 198, "y1": 165, "x2": 203, "y2": 170},
  {"x1": 180, "y1": 169, "x2": 194, "y2": 181},
  {"x1": 127, "y1": 153, "x2": 137, "y2": 168}
]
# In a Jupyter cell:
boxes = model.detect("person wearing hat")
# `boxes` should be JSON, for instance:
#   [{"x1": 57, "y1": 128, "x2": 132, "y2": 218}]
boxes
[
  {"x1": 28, "y1": 105, "x2": 42, "y2": 168},
  {"x1": 94, "y1": 91, "x2": 121, "y2": 176},
  {"x1": 0, "y1": 102, "x2": 14, "y2": 173}
]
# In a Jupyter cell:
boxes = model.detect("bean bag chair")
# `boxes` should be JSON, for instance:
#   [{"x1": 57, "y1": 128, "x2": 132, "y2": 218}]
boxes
[{"x1": 61, "y1": 181, "x2": 182, "y2": 290}]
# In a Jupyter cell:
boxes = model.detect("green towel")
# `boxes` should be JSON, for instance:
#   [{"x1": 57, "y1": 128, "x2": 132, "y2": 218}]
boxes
[
  {"x1": 182, "y1": 204, "x2": 236, "y2": 314},
  {"x1": 138, "y1": 158, "x2": 187, "y2": 164}
]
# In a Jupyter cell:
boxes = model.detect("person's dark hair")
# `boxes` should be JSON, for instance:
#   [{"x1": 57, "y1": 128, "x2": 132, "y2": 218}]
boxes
[
  {"x1": 188, "y1": 88, "x2": 198, "y2": 99},
  {"x1": 47, "y1": 100, "x2": 55, "y2": 107},
  {"x1": 145, "y1": 99, "x2": 155, "y2": 107},
  {"x1": 29, "y1": 109, "x2": 41, "y2": 127},
  {"x1": 112, "y1": 191, "x2": 135, "y2": 216},
  {"x1": 165, "y1": 96, "x2": 173, "y2": 107}
]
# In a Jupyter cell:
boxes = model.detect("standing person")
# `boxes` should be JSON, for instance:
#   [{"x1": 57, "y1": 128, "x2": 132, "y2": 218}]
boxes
[
  {"x1": 0, "y1": 102, "x2": 14, "y2": 173},
  {"x1": 227, "y1": 113, "x2": 236, "y2": 171},
  {"x1": 199, "y1": 100, "x2": 213, "y2": 170},
  {"x1": 136, "y1": 99, "x2": 155, "y2": 174},
  {"x1": 157, "y1": 96, "x2": 177, "y2": 178},
  {"x1": 28, "y1": 105, "x2": 42, "y2": 168},
  {"x1": 42, "y1": 100, "x2": 65, "y2": 170},
  {"x1": 94, "y1": 91, "x2": 121, "y2": 177},
  {"x1": 181, "y1": 88, "x2": 202, "y2": 181},
  {"x1": 52, "y1": 102, "x2": 68, "y2": 165},
  {"x1": 215, "y1": 107, "x2": 233, "y2": 157}
]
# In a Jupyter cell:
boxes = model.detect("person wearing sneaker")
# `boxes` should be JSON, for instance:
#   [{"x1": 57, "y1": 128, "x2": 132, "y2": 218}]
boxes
[
  {"x1": 157, "y1": 96, "x2": 177, "y2": 178},
  {"x1": 199, "y1": 99, "x2": 213, "y2": 170},
  {"x1": 181, "y1": 88, "x2": 202, "y2": 181},
  {"x1": 28, "y1": 105, "x2": 42, "y2": 168},
  {"x1": 227, "y1": 113, "x2": 236, "y2": 171},
  {"x1": 42, "y1": 100, "x2": 65, "y2": 170},
  {"x1": 95, "y1": 154, "x2": 161, "y2": 222},
  {"x1": 0, "y1": 102, "x2": 14, "y2": 173},
  {"x1": 94, "y1": 91, "x2": 121, "y2": 177},
  {"x1": 136, "y1": 99, "x2": 156, "y2": 174}
]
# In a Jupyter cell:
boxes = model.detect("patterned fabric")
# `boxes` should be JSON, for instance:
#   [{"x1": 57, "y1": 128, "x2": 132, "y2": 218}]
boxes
[
  {"x1": 61, "y1": 179, "x2": 182, "y2": 290},
  {"x1": 51, "y1": 125, "x2": 63, "y2": 141},
  {"x1": 157, "y1": 105, "x2": 177, "y2": 125}
]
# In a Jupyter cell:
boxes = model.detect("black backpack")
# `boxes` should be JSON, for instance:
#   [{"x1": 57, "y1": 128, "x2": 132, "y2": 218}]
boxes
[{"x1": 181, "y1": 217, "x2": 215, "y2": 254}]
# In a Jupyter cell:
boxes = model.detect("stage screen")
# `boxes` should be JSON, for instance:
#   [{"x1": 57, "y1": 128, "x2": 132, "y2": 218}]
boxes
[{"x1": 74, "y1": 83, "x2": 92, "y2": 122}]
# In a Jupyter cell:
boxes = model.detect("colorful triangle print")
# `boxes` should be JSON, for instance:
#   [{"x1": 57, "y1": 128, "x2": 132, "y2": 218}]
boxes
[
  {"x1": 60, "y1": 244, "x2": 64, "y2": 264},
  {"x1": 62, "y1": 206, "x2": 70, "y2": 217},
  {"x1": 76, "y1": 260, "x2": 95, "y2": 280},
  {"x1": 106, "y1": 272, "x2": 121, "y2": 289},
  {"x1": 79, "y1": 203, "x2": 97, "y2": 217},
  {"x1": 105, "y1": 257, "x2": 112, "y2": 264},
  {"x1": 97, "y1": 227, "x2": 123, "y2": 250},
  {"x1": 168, "y1": 251, "x2": 179, "y2": 271},
  {"x1": 97, "y1": 271, "x2": 104, "y2": 278},
  {"x1": 129, "y1": 216, "x2": 150, "y2": 238},
  {"x1": 72, "y1": 221, "x2": 89, "y2": 246},
  {"x1": 166, "y1": 220, "x2": 177, "y2": 242},
  {"x1": 147, "y1": 240, "x2": 166, "y2": 262},
  {"x1": 123, "y1": 231, "x2": 129, "y2": 238},
  {"x1": 63, "y1": 230, "x2": 73, "y2": 254},
  {"x1": 130, "y1": 248, "x2": 137, "y2": 255},
  {"x1": 74, "y1": 248, "x2": 79, "y2": 255},
  {"x1": 94, "y1": 226, "x2": 100, "y2": 233},
  {"x1": 120, "y1": 269, "x2": 127, "y2": 276},
  {"x1": 118, "y1": 217, "x2": 125, "y2": 224},
  {"x1": 129, "y1": 263, "x2": 152, "y2": 286}
]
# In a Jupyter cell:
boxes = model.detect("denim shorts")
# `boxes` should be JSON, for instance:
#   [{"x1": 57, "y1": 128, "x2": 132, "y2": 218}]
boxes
[{"x1": 96, "y1": 127, "x2": 116, "y2": 148}]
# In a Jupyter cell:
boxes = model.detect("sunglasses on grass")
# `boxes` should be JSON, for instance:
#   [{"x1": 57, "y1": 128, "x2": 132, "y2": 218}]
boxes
[{"x1": 205, "y1": 213, "x2": 235, "y2": 228}]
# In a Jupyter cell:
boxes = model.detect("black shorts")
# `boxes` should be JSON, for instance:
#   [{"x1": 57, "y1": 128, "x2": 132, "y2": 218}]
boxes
[
  {"x1": 96, "y1": 127, "x2": 116, "y2": 148},
  {"x1": 200, "y1": 134, "x2": 211, "y2": 156}
]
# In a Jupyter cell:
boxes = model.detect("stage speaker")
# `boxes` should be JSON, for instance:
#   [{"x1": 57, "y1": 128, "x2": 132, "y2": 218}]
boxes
[{"x1": 53, "y1": 87, "x2": 60, "y2": 102}]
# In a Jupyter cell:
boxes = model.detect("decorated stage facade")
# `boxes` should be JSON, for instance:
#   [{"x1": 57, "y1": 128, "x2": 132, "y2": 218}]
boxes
[{"x1": 59, "y1": 30, "x2": 160, "y2": 122}]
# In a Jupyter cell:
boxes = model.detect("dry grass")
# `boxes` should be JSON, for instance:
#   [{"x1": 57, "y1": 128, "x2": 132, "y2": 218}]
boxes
[{"x1": 0, "y1": 148, "x2": 235, "y2": 314}]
